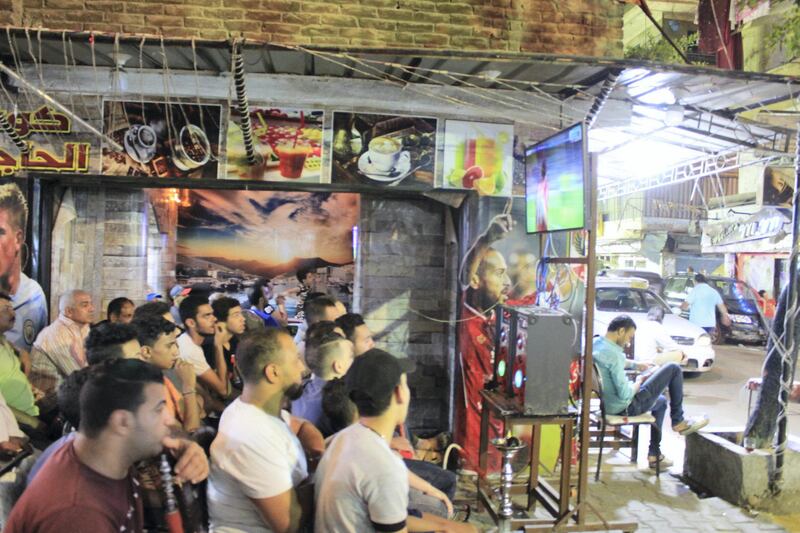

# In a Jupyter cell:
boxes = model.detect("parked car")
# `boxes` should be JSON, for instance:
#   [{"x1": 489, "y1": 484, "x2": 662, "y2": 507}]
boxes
[
  {"x1": 661, "y1": 275, "x2": 767, "y2": 345},
  {"x1": 594, "y1": 277, "x2": 715, "y2": 372},
  {"x1": 598, "y1": 268, "x2": 665, "y2": 294}
]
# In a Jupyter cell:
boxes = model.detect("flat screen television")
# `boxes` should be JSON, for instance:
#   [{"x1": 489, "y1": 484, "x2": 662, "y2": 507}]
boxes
[{"x1": 525, "y1": 123, "x2": 587, "y2": 234}]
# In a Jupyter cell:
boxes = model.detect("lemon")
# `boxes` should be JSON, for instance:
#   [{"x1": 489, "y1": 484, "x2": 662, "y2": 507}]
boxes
[
  {"x1": 494, "y1": 170, "x2": 506, "y2": 194},
  {"x1": 477, "y1": 176, "x2": 496, "y2": 195},
  {"x1": 497, "y1": 131, "x2": 510, "y2": 144}
]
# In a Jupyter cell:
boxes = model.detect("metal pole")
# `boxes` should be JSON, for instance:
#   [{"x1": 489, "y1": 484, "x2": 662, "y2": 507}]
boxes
[
  {"x1": 774, "y1": 121, "x2": 800, "y2": 486},
  {"x1": 0, "y1": 61, "x2": 124, "y2": 152}
]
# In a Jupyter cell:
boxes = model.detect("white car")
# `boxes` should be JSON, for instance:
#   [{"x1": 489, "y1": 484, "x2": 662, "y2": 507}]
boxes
[{"x1": 594, "y1": 277, "x2": 715, "y2": 372}]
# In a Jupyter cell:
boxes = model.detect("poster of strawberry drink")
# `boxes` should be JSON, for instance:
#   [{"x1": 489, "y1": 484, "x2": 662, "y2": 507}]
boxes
[{"x1": 442, "y1": 120, "x2": 514, "y2": 197}]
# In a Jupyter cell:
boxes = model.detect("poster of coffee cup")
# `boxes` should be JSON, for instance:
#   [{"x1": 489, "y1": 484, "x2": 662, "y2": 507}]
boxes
[
  {"x1": 442, "y1": 120, "x2": 514, "y2": 197},
  {"x1": 331, "y1": 112, "x2": 437, "y2": 190},
  {"x1": 225, "y1": 107, "x2": 324, "y2": 183},
  {"x1": 102, "y1": 100, "x2": 221, "y2": 179}
]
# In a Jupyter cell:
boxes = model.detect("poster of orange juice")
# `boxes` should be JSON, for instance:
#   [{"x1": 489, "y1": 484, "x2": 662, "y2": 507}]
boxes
[{"x1": 442, "y1": 120, "x2": 514, "y2": 197}]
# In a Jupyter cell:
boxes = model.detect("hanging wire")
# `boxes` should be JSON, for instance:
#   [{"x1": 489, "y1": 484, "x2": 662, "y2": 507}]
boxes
[
  {"x1": 232, "y1": 38, "x2": 257, "y2": 166},
  {"x1": 0, "y1": 111, "x2": 29, "y2": 153}
]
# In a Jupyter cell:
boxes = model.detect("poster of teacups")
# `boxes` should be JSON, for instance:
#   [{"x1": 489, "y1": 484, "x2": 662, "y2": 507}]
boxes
[
  {"x1": 331, "y1": 112, "x2": 437, "y2": 190},
  {"x1": 101, "y1": 100, "x2": 221, "y2": 179},
  {"x1": 442, "y1": 120, "x2": 514, "y2": 197},
  {"x1": 225, "y1": 107, "x2": 324, "y2": 183}
]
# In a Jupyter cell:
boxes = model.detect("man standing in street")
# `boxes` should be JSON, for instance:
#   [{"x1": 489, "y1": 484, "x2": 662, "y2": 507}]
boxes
[{"x1": 681, "y1": 274, "x2": 731, "y2": 336}]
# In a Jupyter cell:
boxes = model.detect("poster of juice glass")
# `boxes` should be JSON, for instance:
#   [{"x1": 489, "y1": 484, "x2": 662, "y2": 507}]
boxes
[
  {"x1": 442, "y1": 120, "x2": 514, "y2": 197},
  {"x1": 225, "y1": 107, "x2": 324, "y2": 183}
]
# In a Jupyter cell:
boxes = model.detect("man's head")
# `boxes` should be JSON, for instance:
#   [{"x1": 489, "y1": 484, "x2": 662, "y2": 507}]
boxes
[
  {"x1": 249, "y1": 278, "x2": 270, "y2": 308},
  {"x1": 133, "y1": 301, "x2": 173, "y2": 324},
  {"x1": 646, "y1": 306, "x2": 665, "y2": 324},
  {"x1": 60, "y1": 289, "x2": 95, "y2": 325},
  {"x1": 0, "y1": 183, "x2": 27, "y2": 282},
  {"x1": 322, "y1": 378, "x2": 358, "y2": 435},
  {"x1": 0, "y1": 291, "x2": 15, "y2": 334},
  {"x1": 212, "y1": 297, "x2": 246, "y2": 337},
  {"x1": 86, "y1": 322, "x2": 142, "y2": 365},
  {"x1": 179, "y1": 293, "x2": 216, "y2": 335},
  {"x1": 297, "y1": 268, "x2": 315, "y2": 287},
  {"x1": 345, "y1": 348, "x2": 414, "y2": 425},
  {"x1": 307, "y1": 335, "x2": 354, "y2": 381},
  {"x1": 236, "y1": 329, "x2": 307, "y2": 400},
  {"x1": 335, "y1": 313, "x2": 374, "y2": 356},
  {"x1": 305, "y1": 295, "x2": 344, "y2": 325},
  {"x1": 508, "y1": 250, "x2": 537, "y2": 297},
  {"x1": 79, "y1": 358, "x2": 170, "y2": 462},
  {"x1": 469, "y1": 248, "x2": 512, "y2": 311},
  {"x1": 107, "y1": 297, "x2": 135, "y2": 324},
  {"x1": 57, "y1": 365, "x2": 97, "y2": 430},
  {"x1": 605, "y1": 315, "x2": 637, "y2": 348},
  {"x1": 133, "y1": 315, "x2": 179, "y2": 370},
  {"x1": 694, "y1": 273, "x2": 707, "y2": 284},
  {"x1": 306, "y1": 320, "x2": 344, "y2": 345}
]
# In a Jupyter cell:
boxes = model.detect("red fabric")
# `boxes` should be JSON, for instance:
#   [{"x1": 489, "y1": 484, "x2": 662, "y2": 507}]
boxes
[
  {"x1": 5, "y1": 440, "x2": 144, "y2": 533},
  {"x1": 454, "y1": 300, "x2": 503, "y2": 472},
  {"x1": 697, "y1": 0, "x2": 742, "y2": 70}
]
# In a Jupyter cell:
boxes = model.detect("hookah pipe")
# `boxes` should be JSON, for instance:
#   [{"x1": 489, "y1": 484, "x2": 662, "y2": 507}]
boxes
[{"x1": 159, "y1": 453, "x2": 184, "y2": 533}]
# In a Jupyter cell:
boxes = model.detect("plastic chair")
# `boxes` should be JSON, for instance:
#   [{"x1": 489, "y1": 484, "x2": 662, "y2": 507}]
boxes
[{"x1": 591, "y1": 363, "x2": 658, "y2": 481}]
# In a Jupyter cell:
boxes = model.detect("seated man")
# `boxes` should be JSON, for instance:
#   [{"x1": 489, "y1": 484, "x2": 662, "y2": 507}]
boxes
[
  {"x1": 294, "y1": 295, "x2": 346, "y2": 356},
  {"x1": 177, "y1": 294, "x2": 229, "y2": 399},
  {"x1": 85, "y1": 322, "x2": 143, "y2": 365},
  {"x1": 594, "y1": 315, "x2": 709, "y2": 469},
  {"x1": 29, "y1": 289, "x2": 94, "y2": 397},
  {"x1": 6, "y1": 358, "x2": 209, "y2": 533},
  {"x1": 0, "y1": 292, "x2": 40, "y2": 420},
  {"x1": 107, "y1": 297, "x2": 135, "y2": 324},
  {"x1": 134, "y1": 301, "x2": 174, "y2": 323},
  {"x1": 315, "y1": 349, "x2": 474, "y2": 532},
  {"x1": 634, "y1": 306, "x2": 685, "y2": 365},
  {"x1": 211, "y1": 296, "x2": 246, "y2": 370},
  {"x1": 207, "y1": 329, "x2": 313, "y2": 533},
  {"x1": 291, "y1": 332, "x2": 354, "y2": 430},
  {"x1": 336, "y1": 312, "x2": 375, "y2": 356}
]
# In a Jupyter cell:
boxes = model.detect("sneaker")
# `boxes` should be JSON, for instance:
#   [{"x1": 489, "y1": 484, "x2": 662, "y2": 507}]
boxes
[
  {"x1": 672, "y1": 416, "x2": 709, "y2": 436},
  {"x1": 647, "y1": 454, "x2": 674, "y2": 469}
]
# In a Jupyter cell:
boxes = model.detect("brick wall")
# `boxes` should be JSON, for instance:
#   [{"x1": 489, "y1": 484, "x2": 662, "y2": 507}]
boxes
[
  {"x1": 15, "y1": 0, "x2": 623, "y2": 57},
  {"x1": 357, "y1": 197, "x2": 455, "y2": 433}
]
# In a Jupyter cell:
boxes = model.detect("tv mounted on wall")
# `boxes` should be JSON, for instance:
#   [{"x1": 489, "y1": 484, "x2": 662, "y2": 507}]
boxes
[{"x1": 525, "y1": 123, "x2": 587, "y2": 234}]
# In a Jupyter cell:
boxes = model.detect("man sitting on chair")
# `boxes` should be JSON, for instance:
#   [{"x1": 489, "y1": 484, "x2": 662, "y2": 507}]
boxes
[{"x1": 593, "y1": 315, "x2": 709, "y2": 470}]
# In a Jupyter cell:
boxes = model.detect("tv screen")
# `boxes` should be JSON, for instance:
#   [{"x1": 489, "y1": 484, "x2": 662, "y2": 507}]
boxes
[{"x1": 525, "y1": 123, "x2": 587, "y2": 234}]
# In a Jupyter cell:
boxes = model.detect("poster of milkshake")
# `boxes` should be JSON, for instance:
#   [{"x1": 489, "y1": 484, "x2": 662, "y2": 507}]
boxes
[
  {"x1": 331, "y1": 112, "x2": 437, "y2": 190},
  {"x1": 225, "y1": 107, "x2": 324, "y2": 183},
  {"x1": 442, "y1": 120, "x2": 514, "y2": 197},
  {"x1": 102, "y1": 100, "x2": 221, "y2": 179}
]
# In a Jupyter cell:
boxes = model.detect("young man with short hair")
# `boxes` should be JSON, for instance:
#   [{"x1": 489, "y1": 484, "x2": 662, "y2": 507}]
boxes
[
  {"x1": 85, "y1": 322, "x2": 142, "y2": 365},
  {"x1": 211, "y1": 296, "x2": 246, "y2": 368},
  {"x1": 133, "y1": 315, "x2": 201, "y2": 433},
  {"x1": 177, "y1": 294, "x2": 229, "y2": 398},
  {"x1": 107, "y1": 297, "x2": 135, "y2": 324},
  {"x1": 207, "y1": 328, "x2": 313, "y2": 533},
  {"x1": 336, "y1": 313, "x2": 375, "y2": 356},
  {"x1": 6, "y1": 358, "x2": 209, "y2": 533},
  {"x1": 134, "y1": 300, "x2": 174, "y2": 323},
  {"x1": 315, "y1": 349, "x2": 475, "y2": 533},
  {"x1": 594, "y1": 315, "x2": 709, "y2": 469}
]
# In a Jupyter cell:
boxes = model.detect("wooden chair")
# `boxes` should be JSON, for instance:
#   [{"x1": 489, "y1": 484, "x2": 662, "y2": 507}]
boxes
[{"x1": 591, "y1": 363, "x2": 657, "y2": 481}]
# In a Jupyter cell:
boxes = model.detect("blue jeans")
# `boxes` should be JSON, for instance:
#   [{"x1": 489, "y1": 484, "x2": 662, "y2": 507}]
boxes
[
  {"x1": 404, "y1": 459, "x2": 457, "y2": 502},
  {"x1": 621, "y1": 362, "x2": 685, "y2": 457}
]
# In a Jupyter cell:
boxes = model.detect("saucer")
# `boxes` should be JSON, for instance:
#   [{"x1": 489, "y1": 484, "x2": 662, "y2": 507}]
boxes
[{"x1": 357, "y1": 151, "x2": 411, "y2": 182}]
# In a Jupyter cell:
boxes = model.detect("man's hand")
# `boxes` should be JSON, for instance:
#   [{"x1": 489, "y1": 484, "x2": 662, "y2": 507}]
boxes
[
  {"x1": 484, "y1": 214, "x2": 514, "y2": 244},
  {"x1": 214, "y1": 324, "x2": 227, "y2": 347},
  {"x1": 721, "y1": 315, "x2": 732, "y2": 327},
  {"x1": 424, "y1": 485, "x2": 454, "y2": 518},
  {"x1": 162, "y1": 436, "x2": 209, "y2": 484},
  {"x1": 635, "y1": 361, "x2": 654, "y2": 372},
  {"x1": 390, "y1": 435, "x2": 415, "y2": 457},
  {"x1": 175, "y1": 360, "x2": 197, "y2": 390}
]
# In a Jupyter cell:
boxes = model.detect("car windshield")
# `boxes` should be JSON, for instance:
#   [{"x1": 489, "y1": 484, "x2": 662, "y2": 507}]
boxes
[
  {"x1": 596, "y1": 288, "x2": 671, "y2": 313},
  {"x1": 708, "y1": 280, "x2": 756, "y2": 302}
]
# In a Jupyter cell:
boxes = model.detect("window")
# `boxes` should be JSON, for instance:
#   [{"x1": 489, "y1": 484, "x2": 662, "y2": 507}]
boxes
[
  {"x1": 664, "y1": 277, "x2": 687, "y2": 296},
  {"x1": 641, "y1": 290, "x2": 670, "y2": 314},
  {"x1": 596, "y1": 288, "x2": 647, "y2": 312}
]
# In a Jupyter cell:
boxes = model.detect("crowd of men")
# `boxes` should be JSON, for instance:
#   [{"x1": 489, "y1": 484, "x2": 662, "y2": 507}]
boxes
[{"x1": 0, "y1": 283, "x2": 476, "y2": 532}]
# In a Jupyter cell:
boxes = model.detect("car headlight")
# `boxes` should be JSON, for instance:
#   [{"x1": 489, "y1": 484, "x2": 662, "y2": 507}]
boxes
[
  {"x1": 730, "y1": 314, "x2": 753, "y2": 324},
  {"x1": 696, "y1": 334, "x2": 711, "y2": 347}
]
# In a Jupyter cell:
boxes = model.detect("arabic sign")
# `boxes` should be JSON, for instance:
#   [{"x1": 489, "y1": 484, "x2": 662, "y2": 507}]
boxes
[
  {"x1": 0, "y1": 106, "x2": 94, "y2": 176},
  {"x1": 102, "y1": 100, "x2": 222, "y2": 179},
  {"x1": 703, "y1": 207, "x2": 790, "y2": 250}
]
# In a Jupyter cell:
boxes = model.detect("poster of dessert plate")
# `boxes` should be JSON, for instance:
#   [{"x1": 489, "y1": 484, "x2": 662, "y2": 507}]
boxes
[
  {"x1": 442, "y1": 120, "x2": 514, "y2": 197},
  {"x1": 225, "y1": 107, "x2": 324, "y2": 183}
]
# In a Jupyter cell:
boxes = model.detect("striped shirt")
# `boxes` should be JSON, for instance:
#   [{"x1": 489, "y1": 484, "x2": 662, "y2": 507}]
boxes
[{"x1": 29, "y1": 315, "x2": 90, "y2": 397}]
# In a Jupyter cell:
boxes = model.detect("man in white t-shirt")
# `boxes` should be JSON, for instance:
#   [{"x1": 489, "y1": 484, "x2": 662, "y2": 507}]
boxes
[
  {"x1": 208, "y1": 328, "x2": 312, "y2": 533},
  {"x1": 315, "y1": 349, "x2": 476, "y2": 533},
  {"x1": 177, "y1": 293, "x2": 229, "y2": 398}
]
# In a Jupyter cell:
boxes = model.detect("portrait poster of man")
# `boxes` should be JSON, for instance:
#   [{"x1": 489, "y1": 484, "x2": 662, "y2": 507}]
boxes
[
  {"x1": 455, "y1": 195, "x2": 583, "y2": 472},
  {"x1": 177, "y1": 190, "x2": 359, "y2": 317},
  {"x1": 760, "y1": 166, "x2": 794, "y2": 208},
  {"x1": 0, "y1": 180, "x2": 48, "y2": 354}
]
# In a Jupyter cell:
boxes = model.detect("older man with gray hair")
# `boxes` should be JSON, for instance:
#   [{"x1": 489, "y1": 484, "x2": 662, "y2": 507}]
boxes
[{"x1": 29, "y1": 290, "x2": 95, "y2": 397}]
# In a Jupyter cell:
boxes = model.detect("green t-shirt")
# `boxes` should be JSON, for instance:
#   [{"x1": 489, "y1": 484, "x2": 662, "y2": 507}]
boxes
[{"x1": 0, "y1": 340, "x2": 38, "y2": 416}]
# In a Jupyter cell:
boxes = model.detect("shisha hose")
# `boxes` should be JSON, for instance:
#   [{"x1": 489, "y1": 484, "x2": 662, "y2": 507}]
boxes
[
  {"x1": 0, "y1": 110, "x2": 28, "y2": 153},
  {"x1": 231, "y1": 39, "x2": 257, "y2": 166},
  {"x1": 159, "y1": 453, "x2": 184, "y2": 533}
]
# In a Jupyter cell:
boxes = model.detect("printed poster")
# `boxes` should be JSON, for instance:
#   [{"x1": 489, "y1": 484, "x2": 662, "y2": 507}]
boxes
[
  {"x1": 442, "y1": 120, "x2": 514, "y2": 197},
  {"x1": 225, "y1": 107, "x2": 324, "y2": 183}
]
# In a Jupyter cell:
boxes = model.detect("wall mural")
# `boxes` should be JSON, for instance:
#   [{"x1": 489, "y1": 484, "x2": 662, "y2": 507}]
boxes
[
  {"x1": 102, "y1": 100, "x2": 222, "y2": 179},
  {"x1": 177, "y1": 190, "x2": 359, "y2": 317},
  {"x1": 225, "y1": 107, "x2": 324, "y2": 183}
]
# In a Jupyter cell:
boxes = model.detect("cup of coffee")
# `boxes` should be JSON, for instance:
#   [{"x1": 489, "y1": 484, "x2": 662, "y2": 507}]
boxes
[{"x1": 368, "y1": 136, "x2": 402, "y2": 172}]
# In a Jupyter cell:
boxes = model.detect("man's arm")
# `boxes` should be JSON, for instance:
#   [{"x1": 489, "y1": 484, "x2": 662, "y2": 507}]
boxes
[
  {"x1": 249, "y1": 482, "x2": 313, "y2": 533},
  {"x1": 408, "y1": 513, "x2": 477, "y2": 533},
  {"x1": 717, "y1": 302, "x2": 731, "y2": 327},
  {"x1": 174, "y1": 360, "x2": 201, "y2": 432},
  {"x1": 459, "y1": 214, "x2": 513, "y2": 288}
]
